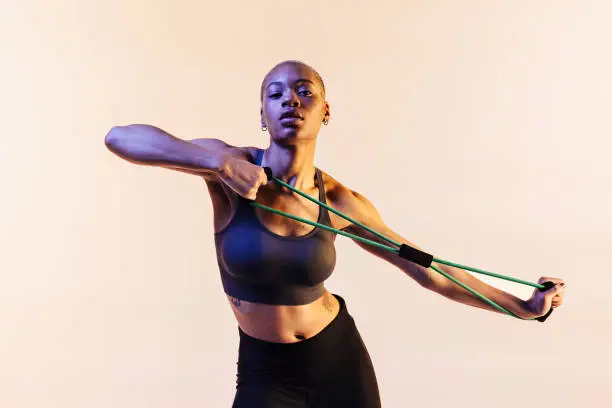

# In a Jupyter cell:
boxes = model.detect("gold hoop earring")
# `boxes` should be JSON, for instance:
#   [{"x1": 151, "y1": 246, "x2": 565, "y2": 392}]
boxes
[
  {"x1": 323, "y1": 118, "x2": 329, "y2": 126},
  {"x1": 262, "y1": 125, "x2": 267, "y2": 132}
]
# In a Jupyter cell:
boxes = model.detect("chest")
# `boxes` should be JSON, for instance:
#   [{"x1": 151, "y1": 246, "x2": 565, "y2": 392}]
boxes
[{"x1": 216, "y1": 215, "x2": 337, "y2": 287}]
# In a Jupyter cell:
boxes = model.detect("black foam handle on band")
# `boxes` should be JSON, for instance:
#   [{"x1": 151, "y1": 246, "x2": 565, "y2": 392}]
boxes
[
  {"x1": 535, "y1": 281, "x2": 555, "y2": 322},
  {"x1": 398, "y1": 244, "x2": 434, "y2": 268},
  {"x1": 263, "y1": 167, "x2": 274, "y2": 183}
]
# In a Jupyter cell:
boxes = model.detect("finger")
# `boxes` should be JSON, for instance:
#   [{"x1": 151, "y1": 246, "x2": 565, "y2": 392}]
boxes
[
  {"x1": 249, "y1": 184, "x2": 262, "y2": 200},
  {"x1": 552, "y1": 298, "x2": 563, "y2": 307},
  {"x1": 545, "y1": 282, "x2": 566, "y2": 296},
  {"x1": 538, "y1": 276, "x2": 565, "y2": 285}
]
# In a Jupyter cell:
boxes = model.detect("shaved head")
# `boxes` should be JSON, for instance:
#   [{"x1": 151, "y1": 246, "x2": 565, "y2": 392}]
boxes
[{"x1": 260, "y1": 60, "x2": 325, "y2": 102}]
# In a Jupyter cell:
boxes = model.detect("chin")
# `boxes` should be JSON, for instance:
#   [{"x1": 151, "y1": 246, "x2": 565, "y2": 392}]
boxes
[
  {"x1": 272, "y1": 126, "x2": 316, "y2": 145},
  {"x1": 272, "y1": 127, "x2": 298, "y2": 142}
]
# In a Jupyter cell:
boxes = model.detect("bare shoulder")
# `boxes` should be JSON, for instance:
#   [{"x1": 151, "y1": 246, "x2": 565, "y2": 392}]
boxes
[
  {"x1": 319, "y1": 169, "x2": 373, "y2": 210},
  {"x1": 318, "y1": 170, "x2": 380, "y2": 230}
]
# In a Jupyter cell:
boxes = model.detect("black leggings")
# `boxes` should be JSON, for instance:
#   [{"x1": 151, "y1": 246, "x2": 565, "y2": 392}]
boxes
[{"x1": 231, "y1": 294, "x2": 382, "y2": 408}]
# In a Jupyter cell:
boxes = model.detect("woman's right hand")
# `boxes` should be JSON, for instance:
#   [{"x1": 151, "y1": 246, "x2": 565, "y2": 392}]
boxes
[{"x1": 216, "y1": 154, "x2": 270, "y2": 200}]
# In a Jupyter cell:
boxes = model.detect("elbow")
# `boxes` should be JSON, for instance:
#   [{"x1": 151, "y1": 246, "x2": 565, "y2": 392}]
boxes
[
  {"x1": 401, "y1": 262, "x2": 443, "y2": 293},
  {"x1": 104, "y1": 125, "x2": 139, "y2": 164},
  {"x1": 418, "y1": 268, "x2": 452, "y2": 297},
  {"x1": 103, "y1": 124, "x2": 160, "y2": 166},
  {"x1": 104, "y1": 126, "x2": 126, "y2": 150}
]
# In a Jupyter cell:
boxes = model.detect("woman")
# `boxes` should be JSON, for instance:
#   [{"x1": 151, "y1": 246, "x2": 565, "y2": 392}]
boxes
[{"x1": 104, "y1": 60, "x2": 566, "y2": 407}]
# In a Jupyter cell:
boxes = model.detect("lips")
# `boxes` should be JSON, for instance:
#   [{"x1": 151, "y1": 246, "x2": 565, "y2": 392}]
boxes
[{"x1": 280, "y1": 110, "x2": 303, "y2": 120}]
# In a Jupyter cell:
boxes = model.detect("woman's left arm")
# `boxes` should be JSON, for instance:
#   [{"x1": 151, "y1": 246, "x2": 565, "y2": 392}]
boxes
[{"x1": 337, "y1": 188, "x2": 566, "y2": 319}]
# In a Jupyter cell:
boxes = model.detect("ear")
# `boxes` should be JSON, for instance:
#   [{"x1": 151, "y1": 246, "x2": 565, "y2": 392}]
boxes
[
  {"x1": 260, "y1": 107, "x2": 266, "y2": 128},
  {"x1": 323, "y1": 101, "x2": 331, "y2": 123}
]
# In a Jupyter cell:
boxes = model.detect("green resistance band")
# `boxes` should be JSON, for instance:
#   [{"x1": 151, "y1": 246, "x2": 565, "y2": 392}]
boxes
[{"x1": 250, "y1": 167, "x2": 554, "y2": 322}]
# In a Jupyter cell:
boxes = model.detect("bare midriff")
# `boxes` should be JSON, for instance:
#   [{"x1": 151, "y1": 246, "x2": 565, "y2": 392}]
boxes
[{"x1": 226, "y1": 289, "x2": 340, "y2": 343}]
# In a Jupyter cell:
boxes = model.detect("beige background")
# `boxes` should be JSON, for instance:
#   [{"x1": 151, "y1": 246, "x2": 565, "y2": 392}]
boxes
[{"x1": 1, "y1": 0, "x2": 611, "y2": 407}]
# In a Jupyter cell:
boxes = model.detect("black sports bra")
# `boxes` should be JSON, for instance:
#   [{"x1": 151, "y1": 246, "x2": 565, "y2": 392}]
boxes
[{"x1": 213, "y1": 149, "x2": 337, "y2": 305}]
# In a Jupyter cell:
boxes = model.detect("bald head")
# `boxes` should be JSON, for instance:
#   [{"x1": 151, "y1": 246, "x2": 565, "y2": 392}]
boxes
[{"x1": 260, "y1": 60, "x2": 326, "y2": 102}]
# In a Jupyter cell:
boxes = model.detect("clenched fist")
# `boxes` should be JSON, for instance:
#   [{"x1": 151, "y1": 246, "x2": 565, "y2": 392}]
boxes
[
  {"x1": 217, "y1": 154, "x2": 270, "y2": 200},
  {"x1": 524, "y1": 277, "x2": 567, "y2": 319}
]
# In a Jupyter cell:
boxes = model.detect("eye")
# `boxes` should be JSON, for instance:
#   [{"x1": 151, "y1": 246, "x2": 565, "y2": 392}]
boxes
[
  {"x1": 268, "y1": 92, "x2": 282, "y2": 99},
  {"x1": 298, "y1": 89, "x2": 313, "y2": 96}
]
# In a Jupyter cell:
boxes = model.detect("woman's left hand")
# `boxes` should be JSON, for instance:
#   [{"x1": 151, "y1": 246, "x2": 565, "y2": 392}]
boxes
[{"x1": 523, "y1": 277, "x2": 567, "y2": 319}]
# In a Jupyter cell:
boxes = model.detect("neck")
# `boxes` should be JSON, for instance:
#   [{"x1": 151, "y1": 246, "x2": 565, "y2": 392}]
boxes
[{"x1": 261, "y1": 141, "x2": 317, "y2": 191}]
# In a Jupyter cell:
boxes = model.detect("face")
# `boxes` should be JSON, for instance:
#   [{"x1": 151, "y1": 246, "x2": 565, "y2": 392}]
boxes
[{"x1": 260, "y1": 63, "x2": 330, "y2": 144}]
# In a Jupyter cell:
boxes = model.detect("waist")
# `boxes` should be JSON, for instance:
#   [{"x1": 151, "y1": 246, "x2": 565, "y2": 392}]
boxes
[
  {"x1": 234, "y1": 294, "x2": 358, "y2": 387},
  {"x1": 227, "y1": 290, "x2": 342, "y2": 343}
]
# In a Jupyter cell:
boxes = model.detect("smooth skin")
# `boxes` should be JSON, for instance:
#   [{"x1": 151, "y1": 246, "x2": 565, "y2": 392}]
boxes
[{"x1": 105, "y1": 60, "x2": 566, "y2": 344}]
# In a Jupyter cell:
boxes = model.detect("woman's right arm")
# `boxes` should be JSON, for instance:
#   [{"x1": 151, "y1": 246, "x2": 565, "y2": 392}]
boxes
[
  {"x1": 104, "y1": 124, "x2": 237, "y2": 178},
  {"x1": 104, "y1": 124, "x2": 269, "y2": 199}
]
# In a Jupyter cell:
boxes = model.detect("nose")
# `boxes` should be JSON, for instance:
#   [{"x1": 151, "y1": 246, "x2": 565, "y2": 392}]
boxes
[{"x1": 281, "y1": 90, "x2": 300, "y2": 108}]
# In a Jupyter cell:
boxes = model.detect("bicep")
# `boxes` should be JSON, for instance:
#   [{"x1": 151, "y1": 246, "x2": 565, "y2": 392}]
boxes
[
  {"x1": 341, "y1": 189, "x2": 437, "y2": 287},
  {"x1": 342, "y1": 189, "x2": 423, "y2": 251}
]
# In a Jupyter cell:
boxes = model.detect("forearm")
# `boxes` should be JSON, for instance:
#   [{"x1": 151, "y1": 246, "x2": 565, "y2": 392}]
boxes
[
  {"x1": 349, "y1": 223, "x2": 529, "y2": 318},
  {"x1": 421, "y1": 262, "x2": 531, "y2": 318},
  {"x1": 104, "y1": 124, "x2": 225, "y2": 173}
]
